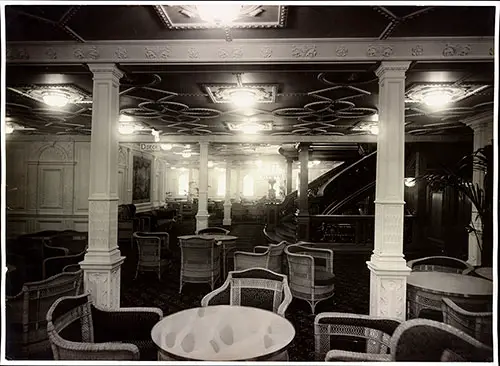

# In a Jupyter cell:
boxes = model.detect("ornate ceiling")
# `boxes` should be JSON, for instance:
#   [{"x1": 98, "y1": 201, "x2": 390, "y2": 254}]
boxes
[{"x1": 4, "y1": 4, "x2": 495, "y2": 147}]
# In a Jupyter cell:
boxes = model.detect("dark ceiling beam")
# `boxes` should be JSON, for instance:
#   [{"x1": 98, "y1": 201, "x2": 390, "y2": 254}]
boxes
[{"x1": 58, "y1": 6, "x2": 81, "y2": 25}]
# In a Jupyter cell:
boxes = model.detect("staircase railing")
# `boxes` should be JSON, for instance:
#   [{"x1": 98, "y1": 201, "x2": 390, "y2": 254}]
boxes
[
  {"x1": 277, "y1": 161, "x2": 349, "y2": 223},
  {"x1": 309, "y1": 214, "x2": 415, "y2": 247}
]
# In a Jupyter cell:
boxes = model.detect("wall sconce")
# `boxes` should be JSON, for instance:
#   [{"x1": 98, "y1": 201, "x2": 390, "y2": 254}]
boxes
[{"x1": 404, "y1": 177, "x2": 416, "y2": 187}]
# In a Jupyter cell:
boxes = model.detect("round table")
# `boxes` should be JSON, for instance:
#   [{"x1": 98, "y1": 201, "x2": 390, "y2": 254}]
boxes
[
  {"x1": 475, "y1": 267, "x2": 493, "y2": 281},
  {"x1": 406, "y1": 272, "x2": 493, "y2": 318},
  {"x1": 151, "y1": 305, "x2": 295, "y2": 361},
  {"x1": 178, "y1": 234, "x2": 238, "y2": 277}
]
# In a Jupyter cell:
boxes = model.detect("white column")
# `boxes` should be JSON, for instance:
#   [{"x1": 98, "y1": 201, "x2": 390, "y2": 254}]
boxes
[
  {"x1": 297, "y1": 143, "x2": 310, "y2": 241},
  {"x1": 223, "y1": 161, "x2": 232, "y2": 226},
  {"x1": 367, "y1": 61, "x2": 411, "y2": 320},
  {"x1": 236, "y1": 162, "x2": 242, "y2": 201},
  {"x1": 80, "y1": 64, "x2": 125, "y2": 309},
  {"x1": 464, "y1": 112, "x2": 493, "y2": 266},
  {"x1": 196, "y1": 142, "x2": 210, "y2": 231}
]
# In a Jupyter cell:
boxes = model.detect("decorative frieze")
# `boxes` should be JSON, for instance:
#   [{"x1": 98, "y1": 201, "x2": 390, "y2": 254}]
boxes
[{"x1": 6, "y1": 38, "x2": 493, "y2": 64}]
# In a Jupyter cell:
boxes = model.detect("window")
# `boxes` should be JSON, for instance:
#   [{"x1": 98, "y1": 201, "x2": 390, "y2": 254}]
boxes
[
  {"x1": 217, "y1": 173, "x2": 226, "y2": 196},
  {"x1": 178, "y1": 172, "x2": 189, "y2": 195},
  {"x1": 242, "y1": 174, "x2": 254, "y2": 197}
]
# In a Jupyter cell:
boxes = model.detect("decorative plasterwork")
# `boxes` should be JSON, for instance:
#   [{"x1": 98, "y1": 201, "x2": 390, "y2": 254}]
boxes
[
  {"x1": 204, "y1": 84, "x2": 278, "y2": 104},
  {"x1": 406, "y1": 83, "x2": 490, "y2": 105},
  {"x1": 351, "y1": 121, "x2": 378, "y2": 133},
  {"x1": 153, "y1": 5, "x2": 287, "y2": 29},
  {"x1": 8, "y1": 84, "x2": 92, "y2": 105},
  {"x1": 5, "y1": 37, "x2": 493, "y2": 64}
]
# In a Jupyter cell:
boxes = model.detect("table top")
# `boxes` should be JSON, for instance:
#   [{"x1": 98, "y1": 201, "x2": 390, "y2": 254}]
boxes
[
  {"x1": 475, "y1": 267, "x2": 493, "y2": 281},
  {"x1": 178, "y1": 234, "x2": 238, "y2": 241},
  {"x1": 407, "y1": 271, "x2": 493, "y2": 297},
  {"x1": 151, "y1": 305, "x2": 295, "y2": 361}
]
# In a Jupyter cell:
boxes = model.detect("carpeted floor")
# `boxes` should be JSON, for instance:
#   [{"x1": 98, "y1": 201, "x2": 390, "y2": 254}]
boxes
[{"x1": 120, "y1": 220, "x2": 371, "y2": 361}]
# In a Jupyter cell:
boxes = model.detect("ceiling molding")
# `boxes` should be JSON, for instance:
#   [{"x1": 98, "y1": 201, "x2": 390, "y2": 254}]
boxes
[
  {"x1": 5, "y1": 133, "x2": 471, "y2": 144},
  {"x1": 114, "y1": 133, "x2": 471, "y2": 144},
  {"x1": 6, "y1": 37, "x2": 494, "y2": 64}
]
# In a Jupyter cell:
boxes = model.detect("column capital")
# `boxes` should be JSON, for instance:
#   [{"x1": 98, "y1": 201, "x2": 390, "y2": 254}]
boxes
[
  {"x1": 462, "y1": 111, "x2": 493, "y2": 130},
  {"x1": 375, "y1": 61, "x2": 411, "y2": 78},
  {"x1": 87, "y1": 63, "x2": 124, "y2": 80}
]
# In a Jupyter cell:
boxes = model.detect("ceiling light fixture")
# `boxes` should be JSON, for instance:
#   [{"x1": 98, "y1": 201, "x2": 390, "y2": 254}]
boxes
[
  {"x1": 181, "y1": 151, "x2": 192, "y2": 158},
  {"x1": 5, "y1": 122, "x2": 15, "y2": 134},
  {"x1": 160, "y1": 143, "x2": 173, "y2": 151},
  {"x1": 42, "y1": 91, "x2": 70, "y2": 107},
  {"x1": 208, "y1": 161, "x2": 214, "y2": 168},
  {"x1": 369, "y1": 125, "x2": 379, "y2": 135},
  {"x1": 407, "y1": 85, "x2": 467, "y2": 108},
  {"x1": 229, "y1": 88, "x2": 258, "y2": 108},
  {"x1": 196, "y1": 4, "x2": 242, "y2": 25}
]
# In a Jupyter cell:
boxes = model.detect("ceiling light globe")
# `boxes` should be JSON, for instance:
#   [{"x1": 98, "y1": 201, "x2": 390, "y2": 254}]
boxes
[
  {"x1": 182, "y1": 151, "x2": 192, "y2": 158},
  {"x1": 369, "y1": 125, "x2": 379, "y2": 135},
  {"x1": 208, "y1": 161, "x2": 214, "y2": 168},
  {"x1": 160, "y1": 143, "x2": 173, "y2": 151},
  {"x1": 423, "y1": 90, "x2": 453, "y2": 107},
  {"x1": 197, "y1": 4, "x2": 242, "y2": 24},
  {"x1": 118, "y1": 123, "x2": 136, "y2": 135},
  {"x1": 42, "y1": 92, "x2": 69, "y2": 107},
  {"x1": 240, "y1": 122, "x2": 260, "y2": 134},
  {"x1": 230, "y1": 89, "x2": 257, "y2": 108}
]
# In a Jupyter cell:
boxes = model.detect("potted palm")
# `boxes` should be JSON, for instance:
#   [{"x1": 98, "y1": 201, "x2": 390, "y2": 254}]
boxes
[{"x1": 419, "y1": 144, "x2": 493, "y2": 266}]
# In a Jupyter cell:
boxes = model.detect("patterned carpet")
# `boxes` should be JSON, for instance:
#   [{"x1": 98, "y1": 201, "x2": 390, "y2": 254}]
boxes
[{"x1": 120, "y1": 220, "x2": 371, "y2": 361}]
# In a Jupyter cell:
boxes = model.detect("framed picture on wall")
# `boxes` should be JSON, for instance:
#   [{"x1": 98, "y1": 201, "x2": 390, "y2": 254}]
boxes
[{"x1": 132, "y1": 155, "x2": 152, "y2": 203}]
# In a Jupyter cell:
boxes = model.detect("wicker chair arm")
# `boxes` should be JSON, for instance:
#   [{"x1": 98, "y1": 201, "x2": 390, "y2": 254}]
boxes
[
  {"x1": 277, "y1": 279, "x2": 293, "y2": 317},
  {"x1": 44, "y1": 243, "x2": 69, "y2": 258},
  {"x1": 92, "y1": 305, "x2": 163, "y2": 342},
  {"x1": 297, "y1": 246, "x2": 334, "y2": 272},
  {"x1": 201, "y1": 279, "x2": 231, "y2": 307},
  {"x1": 254, "y1": 245, "x2": 270, "y2": 253},
  {"x1": 442, "y1": 298, "x2": 493, "y2": 317},
  {"x1": 325, "y1": 350, "x2": 391, "y2": 362},
  {"x1": 315, "y1": 312, "x2": 402, "y2": 334},
  {"x1": 51, "y1": 337, "x2": 140, "y2": 360}
]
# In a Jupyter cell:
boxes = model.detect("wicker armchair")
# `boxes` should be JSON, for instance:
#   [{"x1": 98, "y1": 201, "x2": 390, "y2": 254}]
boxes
[
  {"x1": 179, "y1": 236, "x2": 221, "y2": 293},
  {"x1": 49, "y1": 230, "x2": 88, "y2": 255},
  {"x1": 285, "y1": 244, "x2": 335, "y2": 314},
  {"x1": 318, "y1": 312, "x2": 402, "y2": 361},
  {"x1": 233, "y1": 247, "x2": 270, "y2": 271},
  {"x1": 196, "y1": 226, "x2": 230, "y2": 235},
  {"x1": 441, "y1": 297, "x2": 493, "y2": 346},
  {"x1": 201, "y1": 268, "x2": 293, "y2": 317},
  {"x1": 46, "y1": 293, "x2": 163, "y2": 360},
  {"x1": 407, "y1": 256, "x2": 474, "y2": 275},
  {"x1": 43, "y1": 249, "x2": 86, "y2": 279},
  {"x1": 133, "y1": 231, "x2": 170, "y2": 252},
  {"x1": 390, "y1": 318, "x2": 493, "y2": 362},
  {"x1": 253, "y1": 241, "x2": 288, "y2": 273},
  {"x1": 133, "y1": 232, "x2": 168, "y2": 280},
  {"x1": 5, "y1": 270, "x2": 83, "y2": 359}
]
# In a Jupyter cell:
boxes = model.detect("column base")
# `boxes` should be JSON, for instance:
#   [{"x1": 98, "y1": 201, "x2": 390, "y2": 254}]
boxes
[
  {"x1": 196, "y1": 212, "x2": 210, "y2": 232},
  {"x1": 80, "y1": 249, "x2": 125, "y2": 310},
  {"x1": 366, "y1": 259, "x2": 411, "y2": 320}
]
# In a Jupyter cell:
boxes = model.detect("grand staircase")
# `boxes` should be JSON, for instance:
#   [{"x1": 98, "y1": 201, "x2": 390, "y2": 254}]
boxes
[{"x1": 264, "y1": 147, "x2": 378, "y2": 244}]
